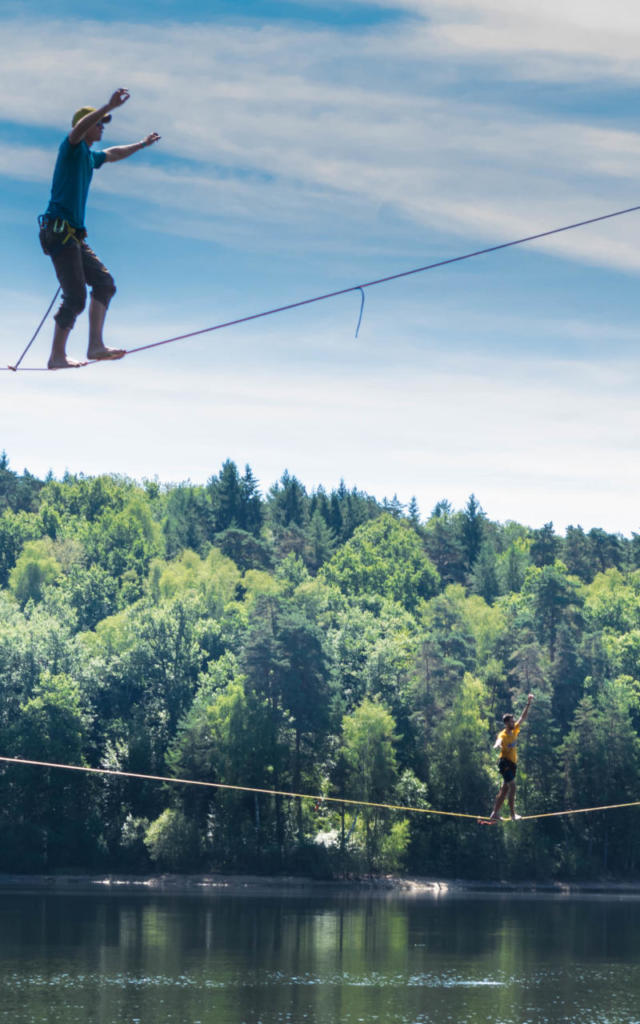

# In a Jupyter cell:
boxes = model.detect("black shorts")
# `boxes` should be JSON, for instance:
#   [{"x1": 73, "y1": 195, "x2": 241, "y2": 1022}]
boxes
[{"x1": 498, "y1": 758, "x2": 517, "y2": 783}]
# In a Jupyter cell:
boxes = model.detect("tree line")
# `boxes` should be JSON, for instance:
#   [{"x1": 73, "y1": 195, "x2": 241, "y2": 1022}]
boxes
[{"x1": 1, "y1": 450, "x2": 639, "y2": 880}]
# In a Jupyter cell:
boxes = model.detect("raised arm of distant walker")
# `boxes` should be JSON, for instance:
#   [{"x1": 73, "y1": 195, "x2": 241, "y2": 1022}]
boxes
[{"x1": 515, "y1": 693, "x2": 534, "y2": 728}]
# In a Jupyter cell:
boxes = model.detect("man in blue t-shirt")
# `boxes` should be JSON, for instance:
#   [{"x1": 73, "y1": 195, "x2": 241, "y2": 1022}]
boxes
[{"x1": 39, "y1": 88, "x2": 160, "y2": 369}]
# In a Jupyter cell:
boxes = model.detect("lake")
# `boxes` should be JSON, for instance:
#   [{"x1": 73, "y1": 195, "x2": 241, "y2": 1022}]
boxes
[{"x1": 1, "y1": 882, "x2": 639, "y2": 1024}]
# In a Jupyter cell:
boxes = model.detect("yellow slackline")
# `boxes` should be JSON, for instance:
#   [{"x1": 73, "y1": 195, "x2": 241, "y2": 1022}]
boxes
[
  {"x1": 1, "y1": 755, "x2": 639, "y2": 823},
  {"x1": 518, "y1": 802, "x2": 640, "y2": 822},
  {"x1": 0, "y1": 755, "x2": 478, "y2": 820}
]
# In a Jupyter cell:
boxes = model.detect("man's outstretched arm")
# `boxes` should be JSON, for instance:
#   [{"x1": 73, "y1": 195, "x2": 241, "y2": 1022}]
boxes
[
  {"x1": 103, "y1": 132, "x2": 161, "y2": 162},
  {"x1": 516, "y1": 694, "x2": 534, "y2": 728}
]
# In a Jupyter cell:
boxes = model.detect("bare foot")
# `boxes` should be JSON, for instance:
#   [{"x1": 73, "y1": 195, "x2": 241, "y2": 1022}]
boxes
[
  {"x1": 47, "y1": 355, "x2": 88, "y2": 369},
  {"x1": 87, "y1": 345, "x2": 126, "y2": 361}
]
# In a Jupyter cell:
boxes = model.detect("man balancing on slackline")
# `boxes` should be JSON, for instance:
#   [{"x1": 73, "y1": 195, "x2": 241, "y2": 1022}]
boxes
[
  {"x1": 480, "y1": 693, "x2": 534, "y2": 824},
  {"x1": 38, "y1": 88, "x2": 160, "y2": 369}
]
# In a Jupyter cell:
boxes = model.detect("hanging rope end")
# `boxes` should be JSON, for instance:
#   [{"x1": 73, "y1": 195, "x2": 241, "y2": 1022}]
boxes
[{"x1": 354, "y1": 286, "x2": 366, "y2": 338}]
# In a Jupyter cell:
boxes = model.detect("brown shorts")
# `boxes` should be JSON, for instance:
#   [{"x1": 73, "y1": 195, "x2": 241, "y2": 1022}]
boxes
[{"x1": 39, "y1": 221, "x2": 116, "y2": 330}]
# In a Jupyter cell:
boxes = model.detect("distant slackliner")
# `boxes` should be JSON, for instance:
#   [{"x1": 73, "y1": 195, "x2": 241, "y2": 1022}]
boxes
[
  {"x1": 4, "y1": 201, "x2": 640, "y2": 373},
  {"x1": 1, "y1": 755, "x2": 639, "y2": 824}
]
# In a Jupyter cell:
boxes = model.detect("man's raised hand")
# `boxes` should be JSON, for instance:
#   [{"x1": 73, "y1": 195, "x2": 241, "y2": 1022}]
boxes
[
  {"x1": 108, "y1": 88, "x2": 130, "y2": 109},
  {"x1": 143, "y1": 132, "x2": 161, "y2": 148}
]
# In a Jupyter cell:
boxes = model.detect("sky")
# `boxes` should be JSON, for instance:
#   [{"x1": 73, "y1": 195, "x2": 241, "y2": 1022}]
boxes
[{"x1": 2, "y1": 0, "x2": 640, "y2": 534}]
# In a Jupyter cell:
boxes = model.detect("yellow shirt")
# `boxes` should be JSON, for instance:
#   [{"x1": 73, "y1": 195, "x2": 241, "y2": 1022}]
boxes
[{"x1": 498, "y1": 723, "x2": 520, "y2": 763}]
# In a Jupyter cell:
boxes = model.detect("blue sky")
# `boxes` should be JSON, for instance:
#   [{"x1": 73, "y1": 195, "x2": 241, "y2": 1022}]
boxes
[{"x1": 2, "y1": 0, "x2": 640, "y2": 533}]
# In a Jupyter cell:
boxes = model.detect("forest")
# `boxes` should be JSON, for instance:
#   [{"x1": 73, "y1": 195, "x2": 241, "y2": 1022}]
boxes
[{"x1": 1, "y1": 450, "x2": 639, "y2": 881}]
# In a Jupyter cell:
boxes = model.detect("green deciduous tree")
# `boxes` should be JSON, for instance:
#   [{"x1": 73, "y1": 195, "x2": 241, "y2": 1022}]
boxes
[
  {"x1": 145, "y1": 808, "x2": 202, "y2": 870},
  {"x1": 0, "y1": 510, "x2": 38, "y2": 587},
  {"x1": 339, "y1": 698, "x2": 401, "y2": 870},
  {"x1": 323, "y1": 513, "x2": 440, "y2": 613},
  {"x1": 9, "y1": 539, "x2": 62, "y2": 607}
]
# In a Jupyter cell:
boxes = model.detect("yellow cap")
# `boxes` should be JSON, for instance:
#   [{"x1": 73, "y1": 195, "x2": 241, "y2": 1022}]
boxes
[{"x1": 71, "y1": 106, "x2": 111, "y2": 127}]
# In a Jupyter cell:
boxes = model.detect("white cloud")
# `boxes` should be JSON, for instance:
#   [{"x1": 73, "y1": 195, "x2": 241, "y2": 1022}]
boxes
[
  {"x1": 0, "y1": 143, "x2": 51, "y2": 182},
  {"x1": 349, "y1": 0, "x2": 640, "y2": 80}
]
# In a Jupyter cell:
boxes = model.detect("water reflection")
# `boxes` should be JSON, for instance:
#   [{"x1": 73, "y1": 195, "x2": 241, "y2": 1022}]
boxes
[{"x1": 1, "y1": 888, "x2": 639, "y2": 1024}]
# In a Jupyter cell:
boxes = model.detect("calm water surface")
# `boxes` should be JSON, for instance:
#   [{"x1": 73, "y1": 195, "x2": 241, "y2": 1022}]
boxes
[{"x1": 1, "y1": 884, "x2": 639, "y2": 1024}]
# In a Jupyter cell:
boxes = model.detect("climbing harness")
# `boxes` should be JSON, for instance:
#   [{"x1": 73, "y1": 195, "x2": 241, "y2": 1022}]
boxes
[{"x1": 38, "y1": 215, "x2": 85, "y2": 247}]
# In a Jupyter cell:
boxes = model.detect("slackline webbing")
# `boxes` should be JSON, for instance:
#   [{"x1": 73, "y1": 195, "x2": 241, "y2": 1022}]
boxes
[
  {"x1": 4, "y1": 201, "x2": 640, "y2": 372},
  {"x1": 1, "y1": 755, "x2": 639, "y2": 823}
]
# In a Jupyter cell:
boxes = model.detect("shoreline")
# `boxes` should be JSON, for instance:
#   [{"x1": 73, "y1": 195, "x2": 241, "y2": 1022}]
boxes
[{"x1": 2, "y1": 872, "x2": 640, "y2": 897}]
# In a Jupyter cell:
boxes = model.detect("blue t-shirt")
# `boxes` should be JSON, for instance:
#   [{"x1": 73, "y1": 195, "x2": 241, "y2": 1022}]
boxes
[{"x1": 44, "y1": 137, "x2": 106, "y2": 229}]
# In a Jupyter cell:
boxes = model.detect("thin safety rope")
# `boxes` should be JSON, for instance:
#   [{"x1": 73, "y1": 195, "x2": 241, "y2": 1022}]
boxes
[
  {"x1": 7, "y1": 287, "x2": 60, "y2": 371},
  {"x1": 354, "y1": 287, "x2": 366, "y2": 338},
  {"x1": 4, "y1": 202, "x2": 640, "y2": 372},
  {"x1": 1, "y1": 755, "x2": 638, "y2": 823}
]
